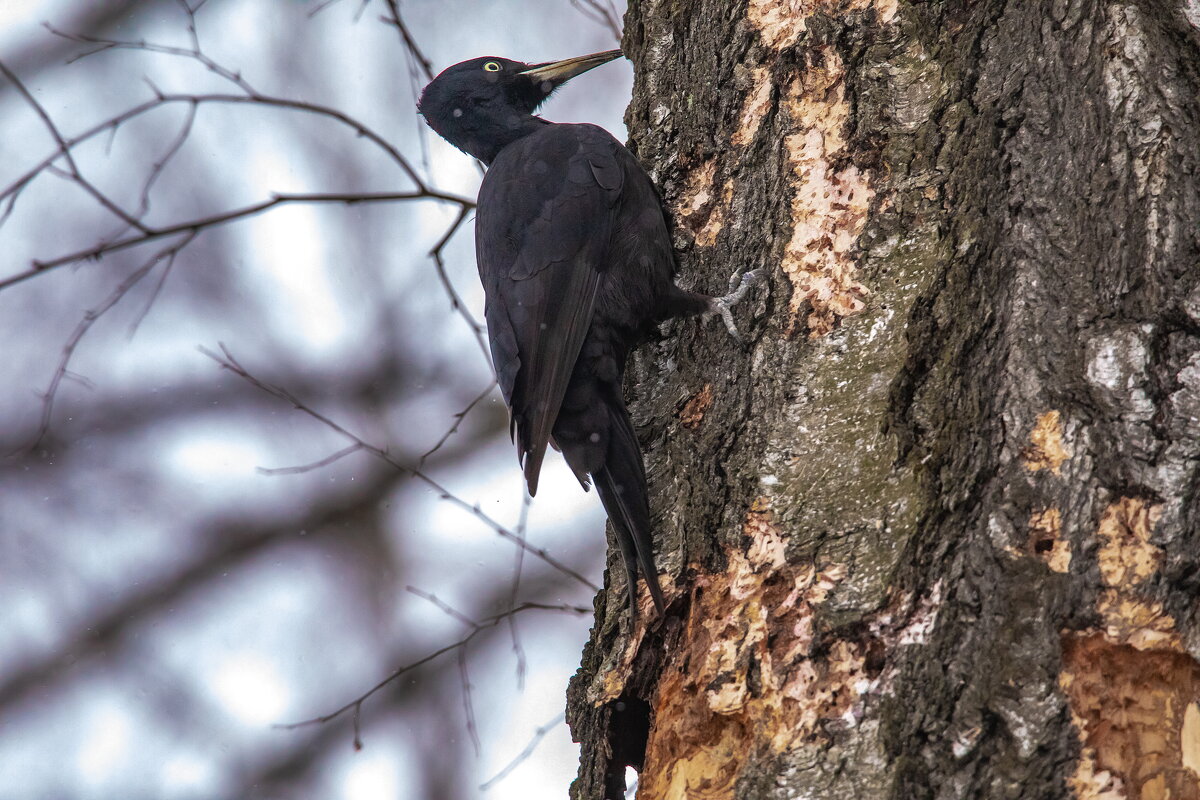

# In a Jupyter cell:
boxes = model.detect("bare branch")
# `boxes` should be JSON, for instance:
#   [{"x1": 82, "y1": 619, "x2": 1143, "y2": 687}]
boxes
[
  {"x1": 0, "y1": 88, "x2": 468, "y2": 244},
  {"x1": 2, "y1": 190, "x2": 468, "y2": 293},
  {"x1": 125, "y1": 242, "x2": 177, "y2": 337},
  {"x1": 200, "y1": 345, "x2": 601, "y2": 592},
  {"x1": 0, "y1": 58, "x2": 150, "y2": 234},
  {"x1": 3, "y1": 28, "x2": 476, "y2": 298}
]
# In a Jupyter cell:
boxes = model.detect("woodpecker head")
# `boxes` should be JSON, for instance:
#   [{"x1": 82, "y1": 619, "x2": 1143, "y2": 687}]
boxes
[{"x1": 417, "y1": 50, "x2": 622, "y2": 163}]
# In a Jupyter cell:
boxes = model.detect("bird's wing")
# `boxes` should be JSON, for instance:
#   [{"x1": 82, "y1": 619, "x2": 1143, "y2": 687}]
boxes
[{"x1": 475, "y1": 124, "x2": 623, "y2": 496}]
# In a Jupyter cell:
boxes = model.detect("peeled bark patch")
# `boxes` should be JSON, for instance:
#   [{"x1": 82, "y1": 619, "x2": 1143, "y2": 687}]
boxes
[
  {"x1": 1095, "y1": 594, "x2": 1181, "y2": 653},
  {"x1": 1097, "y1": 497, "x2": 1163, "y2": 587},
  {"x1": 675, "y1": 159, "x2": 732, "y2": 247},
  {"x1": 731, "y1": 67, "x2": 773, "y2": 147},
  {"x1": 677, "y1": 384, "x2": 714, "y2": 430},
  {"x1": 1023, "y1": 410, "x2": 1071, "y2": 474},
  {"x1": 1060, "y1": 492, "x2": 1194, "y2": 797},
  {"x1": 638, "y1": 498, "x2": 866, "y2": 798},
  {"x1": 1089, "y1": 496, "x2": 1178, "y2": 651},
  {"x1": 781, "y1": 53, "x2": 872, "y2": 337},
  {"x1": 1184, "y1": 704, "x2": 1200, "y2": 780},
  {"x1": 1061, "y1": 635, "x2": 1200, "y2": 800},
  {"x1": 747, "y1": 0, "x2": 898, "y2": 50}
]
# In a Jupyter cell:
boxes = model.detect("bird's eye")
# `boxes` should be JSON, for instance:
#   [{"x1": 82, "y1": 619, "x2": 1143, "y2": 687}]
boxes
[{"x1": 483, "y1": 61, "x2": 502, "y2": 72}]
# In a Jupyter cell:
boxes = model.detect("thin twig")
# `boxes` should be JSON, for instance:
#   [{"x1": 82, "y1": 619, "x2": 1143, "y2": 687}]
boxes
[
  {"x1": 135, "y1": 100, "x2": 198, "y2": 219},
  {"x1": 416, "y1": 381, "x2": 496, "y2": 470},
  {"x1": 406, "y1": 586, "x2": 478, "y2": 629},
  {"x1": 380, "y1": 0, "x2": 434, "y2": 81},
  {"x1": 309, "y1": 0, "x2": 371, "y2": 20},
  {"x1": 257, "y1": 443, "x2": 365, "y2": 476},
  {"x1": 15, "y1": 233, "x2": 194, "y2": 453},
  {"x1": 457, "y1": 648, "x2": 482, "y2": 757},
  {"x1": 46, "y1": 3, "x2": 258, "y2": 94},
  {"x1": 508, "y1": 489, "x2": 532, "y2": 689},
  {"x1": 126, "y1": 248, "x2": 177, "y2": 337},
  {"x1": 428, "y1": 205, "x2": 493, "y2": 369},
  {"x1": 275, "y1": 602, "x2": 589, "y2": 741},
  {"x1": 479, "y1": 713, "x2": 566, "y2": 791},
  {"x1": 201, "y1": 345, "x2": 600, "y2": 592}
]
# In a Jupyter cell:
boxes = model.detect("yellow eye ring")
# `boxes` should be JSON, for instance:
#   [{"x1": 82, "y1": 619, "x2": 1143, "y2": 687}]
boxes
[{"x1": 483, "y1": 61, "x2": 502, "y2": 72}]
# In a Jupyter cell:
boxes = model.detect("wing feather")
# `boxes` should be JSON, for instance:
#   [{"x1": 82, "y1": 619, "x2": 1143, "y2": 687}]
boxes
[{"x1": 475, "y1": 124, "x2": 622, "y2": 495}]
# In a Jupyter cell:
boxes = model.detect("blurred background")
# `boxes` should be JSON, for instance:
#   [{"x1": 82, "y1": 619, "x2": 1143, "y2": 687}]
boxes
[{"x1": 0, "y1": 1, "x2": 631, "y2": 797}]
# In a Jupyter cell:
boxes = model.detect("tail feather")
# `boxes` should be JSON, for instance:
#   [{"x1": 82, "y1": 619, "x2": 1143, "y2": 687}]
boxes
[{"x1": 592, "y1": 405, "x2": 665, "y2": 614}]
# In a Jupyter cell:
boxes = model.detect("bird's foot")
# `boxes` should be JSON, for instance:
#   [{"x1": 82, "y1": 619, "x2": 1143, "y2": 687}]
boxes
[{"x1": 706, "y1": 269, "x2": 765, "y2": 342}]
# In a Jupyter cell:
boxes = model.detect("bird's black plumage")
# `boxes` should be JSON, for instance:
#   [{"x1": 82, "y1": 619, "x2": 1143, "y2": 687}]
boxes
[{"x1": 419, "y1": 51, "x2": 754, "y2": 614}]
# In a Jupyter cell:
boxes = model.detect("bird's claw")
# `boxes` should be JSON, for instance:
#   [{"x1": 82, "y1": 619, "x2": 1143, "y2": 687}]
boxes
[{"x1": 707, "y1": 269, "x2": 765, "y2": 342}]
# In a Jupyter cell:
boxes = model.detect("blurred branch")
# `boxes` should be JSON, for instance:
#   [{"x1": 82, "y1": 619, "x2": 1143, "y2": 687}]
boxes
[
  {"x1": 0, "y1": 393, "x2": 505, "y2": 717},
  {"x1": 480, "y1": 713, "x2": 566, "y2": 791},
  {"x1": 308, "y1": 0, "x2": 372, "y2": 20},
  {"x1": 569, "y1": 0, "x2": 624, "y2": 42},
  {"x1": 276, "y1": 601, "x2": 590, "y2": 749},
  {"x1": 380, "y1": 0, "x2": 434, "y2": 82},
  {"x1": 0, "y1": 469, "x2": 405, "y2": 714},
  {"x1": 0, "y1": 357, "x2": 489, "y2": 458},
  {"x1": 202, "y1": 344, "x2": 600, "y2": 592},
  {"x1": 0, "y1": 0, "x2": 156, "y2": 82}
]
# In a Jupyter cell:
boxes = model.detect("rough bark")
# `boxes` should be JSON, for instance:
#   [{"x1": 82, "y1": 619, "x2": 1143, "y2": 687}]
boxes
[{"x1": 567, "y1": 1, "x2": 1200, "y2": 799}]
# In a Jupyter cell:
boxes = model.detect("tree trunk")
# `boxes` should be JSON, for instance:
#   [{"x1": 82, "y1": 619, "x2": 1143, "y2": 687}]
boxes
[{"x1": 567, "y1": 1, "x2": 1200, "y2": 798}]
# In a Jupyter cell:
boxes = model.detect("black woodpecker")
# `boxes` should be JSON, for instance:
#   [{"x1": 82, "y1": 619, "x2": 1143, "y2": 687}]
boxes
[{"x1": 418, "y1": 50, "x2": 761, "y2": 614}]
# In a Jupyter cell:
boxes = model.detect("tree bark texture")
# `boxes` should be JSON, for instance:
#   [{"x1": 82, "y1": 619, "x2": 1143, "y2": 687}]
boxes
[{"x1": 567, "y1": 1, "x2": 1200, "y2": 799}]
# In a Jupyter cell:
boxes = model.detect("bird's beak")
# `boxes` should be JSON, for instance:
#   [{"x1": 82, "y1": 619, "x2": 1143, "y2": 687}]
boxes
[{"x1": 519, "y1": 50, "x2": 623, "y2": 86}]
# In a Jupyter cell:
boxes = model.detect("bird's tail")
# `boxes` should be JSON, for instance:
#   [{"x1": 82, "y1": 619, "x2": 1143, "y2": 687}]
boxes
[{"x1": 592, "y1": 402, "x2": 666, "y2": 615}]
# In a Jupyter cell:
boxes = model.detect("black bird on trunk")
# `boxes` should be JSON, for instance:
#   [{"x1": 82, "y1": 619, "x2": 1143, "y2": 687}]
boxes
[{"x1": 418, "y1": 50, "x2": 760, "y2": 614}]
